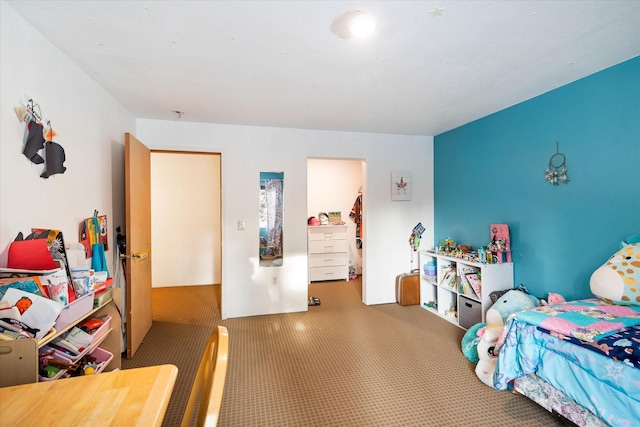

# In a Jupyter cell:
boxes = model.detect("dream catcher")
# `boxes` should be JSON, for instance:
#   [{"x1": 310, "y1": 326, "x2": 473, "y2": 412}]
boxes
[{"x1": 545, "y1": 141, "x2": 569, "y2": 186}]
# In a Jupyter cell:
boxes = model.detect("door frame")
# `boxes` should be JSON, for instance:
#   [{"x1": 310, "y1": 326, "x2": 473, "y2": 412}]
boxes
[
  {"x1": 306, "y1": 157, "x2": 366, "y2": 303},
  {"x1": 149, "y1": 150, "x2": 222, "y2": 289}
]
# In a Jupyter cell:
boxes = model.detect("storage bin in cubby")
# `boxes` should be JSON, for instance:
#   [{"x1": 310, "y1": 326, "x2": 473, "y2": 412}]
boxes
[
  {"x1": 459, "y1": 296, "x2": 482, "y2": 329},
  {"x1": 38, "y1": 349, "x2": 72, "y2": 381},
  {"x1": 87, "y1": 315, "x2": 111, "y2": 343},
  {"x1": 52, "y1": 316, "x2": 112, "y2": 362},
  {"x1": 88, "y1": 347, "x2": 114, "y2": 374},
  {"x1": 54, "y1": 291, "x2": 95, "y2": 330}
]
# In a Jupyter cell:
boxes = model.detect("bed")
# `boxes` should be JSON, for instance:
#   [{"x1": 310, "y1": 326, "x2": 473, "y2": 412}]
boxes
[{"x1": 493, "y1": 298, "x2": 640, "y2": 427}]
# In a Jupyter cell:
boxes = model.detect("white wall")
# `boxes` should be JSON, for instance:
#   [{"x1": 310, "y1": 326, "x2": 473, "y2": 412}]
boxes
[
  {"x1": 151, "y1": 152, "x2": 221, "y2": 287},
  {"x1": 308, "y1": 158, "x2": 363, "y2": 274},
  {"x1": 137, "y1": 120, "x2": 434, "y2": 319},
  {"x1": 0, "y1": 2, "x2": 135, "y2": 284}
]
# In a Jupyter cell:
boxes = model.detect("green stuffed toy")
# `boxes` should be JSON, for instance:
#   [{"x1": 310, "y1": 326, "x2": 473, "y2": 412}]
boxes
[{"x1": 461, "y1": 322, "x2": 486, "y2": 363}]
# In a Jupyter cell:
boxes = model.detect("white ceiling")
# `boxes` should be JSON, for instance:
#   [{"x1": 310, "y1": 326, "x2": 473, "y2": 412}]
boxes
[{"x1": 7, "y1": 1, "x2": 640, "y2": 136}]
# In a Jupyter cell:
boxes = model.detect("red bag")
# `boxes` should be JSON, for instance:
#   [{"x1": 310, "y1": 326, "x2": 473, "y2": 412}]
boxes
[{"x1": 7, "y1": 238, "x2": 57, "y2": 270}]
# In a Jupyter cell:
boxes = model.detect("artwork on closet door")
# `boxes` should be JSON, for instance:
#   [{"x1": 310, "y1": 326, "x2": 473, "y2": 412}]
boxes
[
  {"x1": 259, "y1": 172, "x2": 284, "y2": 267},
  {"x1": 391, "y1": 171, "x2": 412, "y2": 201}
]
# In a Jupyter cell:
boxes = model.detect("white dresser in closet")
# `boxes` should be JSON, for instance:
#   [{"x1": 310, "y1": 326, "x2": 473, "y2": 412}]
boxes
[{"x1": 308, "y1": 225, "x2": 349, "y2": 282}]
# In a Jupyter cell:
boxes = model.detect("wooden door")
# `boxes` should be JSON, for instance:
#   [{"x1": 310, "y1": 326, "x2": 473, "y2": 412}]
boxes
[{"x1": 124, "y1": 133, "x2": 153, "y2": 358}]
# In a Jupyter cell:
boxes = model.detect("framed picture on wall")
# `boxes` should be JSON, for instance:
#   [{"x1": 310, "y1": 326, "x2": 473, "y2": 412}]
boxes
[{"x1": 391, "y1": 171, "x2": 412, "y2": 201}]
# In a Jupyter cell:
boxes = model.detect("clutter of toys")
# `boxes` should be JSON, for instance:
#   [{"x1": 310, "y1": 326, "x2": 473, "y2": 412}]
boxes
[{"x1": 435, "y1": 224, "x2": 511, "y2": 264}]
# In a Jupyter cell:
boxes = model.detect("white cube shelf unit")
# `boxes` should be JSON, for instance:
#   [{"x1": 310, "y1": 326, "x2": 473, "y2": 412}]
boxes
[{"x1": 418, "y1": 251, "x2": 513, "y2": 329}]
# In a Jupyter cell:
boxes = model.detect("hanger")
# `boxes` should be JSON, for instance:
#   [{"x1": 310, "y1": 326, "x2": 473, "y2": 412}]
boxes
[{"x1": 26, "y1": 99, "x2": 42, "y2": 123}]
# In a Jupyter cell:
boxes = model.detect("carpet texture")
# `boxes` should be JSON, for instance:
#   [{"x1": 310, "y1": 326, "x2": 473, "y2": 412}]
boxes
[{"x1": 122, "y1": 279, "x2": 563, "y2": 426}]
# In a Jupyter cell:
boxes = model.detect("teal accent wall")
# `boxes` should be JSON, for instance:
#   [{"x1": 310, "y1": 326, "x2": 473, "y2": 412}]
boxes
[{"x1": 434, "y1": 56, "x2": 640, "y2": 301}]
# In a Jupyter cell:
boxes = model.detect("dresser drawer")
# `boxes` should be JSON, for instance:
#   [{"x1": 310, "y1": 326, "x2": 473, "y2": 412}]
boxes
[
  {"x1": 308, "y1": 227, "x2": 347, "y2": 241},
  {"x1": 308, "y1": 239, "x2": 347, "y2": 254},
  {"x1": 309, "y1": 253, "x2": 347, "y2": 268},
  {"x1": 309, "y1": 266, "x2": 347, "y2": 282}
]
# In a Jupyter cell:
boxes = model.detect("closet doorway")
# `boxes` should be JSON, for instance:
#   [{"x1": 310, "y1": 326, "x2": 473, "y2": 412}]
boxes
[
  {"x1": 307, "y1": 158, "x2": 365, "y2": 302},
  {"x1": 150, "y1": 151, "x2": 222, "y2": 290}
]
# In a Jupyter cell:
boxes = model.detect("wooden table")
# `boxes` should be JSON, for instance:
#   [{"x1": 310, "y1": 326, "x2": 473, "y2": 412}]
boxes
[{"x1": 0, "y1": 364, "x2": 178, "y2": 426}]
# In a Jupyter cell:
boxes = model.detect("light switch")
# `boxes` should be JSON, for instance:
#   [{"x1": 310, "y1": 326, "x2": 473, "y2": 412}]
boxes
[{"x1": 237, "y1": 220, "x2": 245, "y2": 231}]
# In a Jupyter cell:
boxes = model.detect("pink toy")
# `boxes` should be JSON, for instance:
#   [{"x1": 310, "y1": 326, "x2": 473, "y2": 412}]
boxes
[
  {"x1": 488, "y1": 224, "x2": 511, "y2": 263},
  {"x1": 541, "y1": 292, "x2": 567, "y2": 305}
]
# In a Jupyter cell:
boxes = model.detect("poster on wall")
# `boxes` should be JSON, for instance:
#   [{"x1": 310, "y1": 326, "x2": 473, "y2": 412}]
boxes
[{"x1": 391, "y1": 171, "x2": 412, "y2": 201}]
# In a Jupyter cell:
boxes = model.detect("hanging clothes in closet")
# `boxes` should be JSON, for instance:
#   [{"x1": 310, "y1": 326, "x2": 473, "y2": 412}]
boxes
[{"x1": 349, "y1": 190, "x2": 363, "y2": 249}]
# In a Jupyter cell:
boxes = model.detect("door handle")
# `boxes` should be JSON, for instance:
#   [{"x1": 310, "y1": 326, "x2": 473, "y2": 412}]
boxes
[
  {"x1": 121, "y1": 250, "x2": 150, "y2": 260},
  {"x1": 132, "y1": 251, "x2": 149, "y2": 259}
]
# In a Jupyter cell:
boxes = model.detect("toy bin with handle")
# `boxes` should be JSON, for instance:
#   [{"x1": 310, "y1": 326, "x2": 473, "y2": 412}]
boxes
[
  {"x1": 88, "y1": 347, "x2": 114, "y2": 374},
  {"x1": 38, "y1": 348, "x2": 73, "y2": 381}
]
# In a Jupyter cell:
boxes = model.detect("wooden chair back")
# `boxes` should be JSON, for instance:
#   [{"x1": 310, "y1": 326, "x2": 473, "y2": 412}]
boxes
[{"x1": 180, "y1": 325, "x2": 229, "y2": 427}]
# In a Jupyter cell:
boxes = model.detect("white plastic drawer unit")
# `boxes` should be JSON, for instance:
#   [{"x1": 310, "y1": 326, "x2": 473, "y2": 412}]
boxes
[{"x1": 307, "y1": 225, "x2": 349, "y2": 282}]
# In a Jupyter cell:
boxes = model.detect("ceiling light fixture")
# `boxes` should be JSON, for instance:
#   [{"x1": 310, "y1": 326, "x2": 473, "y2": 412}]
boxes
[{"x1": 331, "y1": 10, "x2": 377, "y2": 39}]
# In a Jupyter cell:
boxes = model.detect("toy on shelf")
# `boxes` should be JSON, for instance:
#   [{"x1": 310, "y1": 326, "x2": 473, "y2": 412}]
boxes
[
  {"x1": 435, "y1": 226, "x2": 514, "y2": 264},
  {"x1": 444, "y1": 305, "x2": 457, "y2": 319},
  {"x1": 477, "y1": 247, "x2": 487, "y2": 263},
  {"x1": 487, "y1": 224, "x2": 511, "y2": 263},
  {"x1": 435, "y1": 238, "x2": 478, "y2": 260},
  {"x1": 436, "y1": 237, "x2": 456, "y2": 254}
]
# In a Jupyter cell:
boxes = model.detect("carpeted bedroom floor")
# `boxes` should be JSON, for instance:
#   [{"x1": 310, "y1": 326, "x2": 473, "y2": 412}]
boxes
[{"x1": 122, "y1": 278, "x2": 564, "y2": 427}]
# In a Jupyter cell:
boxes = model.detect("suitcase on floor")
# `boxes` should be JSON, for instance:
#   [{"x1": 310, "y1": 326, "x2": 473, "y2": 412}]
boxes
[{"x1": 396, "y1": 270, "x2": 420, "y2": 306}]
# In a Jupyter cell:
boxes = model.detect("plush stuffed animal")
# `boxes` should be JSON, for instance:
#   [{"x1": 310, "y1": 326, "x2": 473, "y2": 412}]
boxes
[
  {"x1": 547, "y1": 292, "x2": 566, "y2": 304},
  {"x1": 590, "y1": 242, "x2": 640, "y2": 306},
  {"x1": 475, "y1": 324, "x2": 501, "y2": 387},
  {"x1": 485, "y1": 289, "x2": 540, "y2": 326},
  {"x1": 541, "y1": 292, "x2": 566, "y2": 305},
  {"x1": 475, "y1": 289, "x2": 540, "y2": 387},
  {"x1": 461, "y1": 322, "x2": 486, "y2": 363}
]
